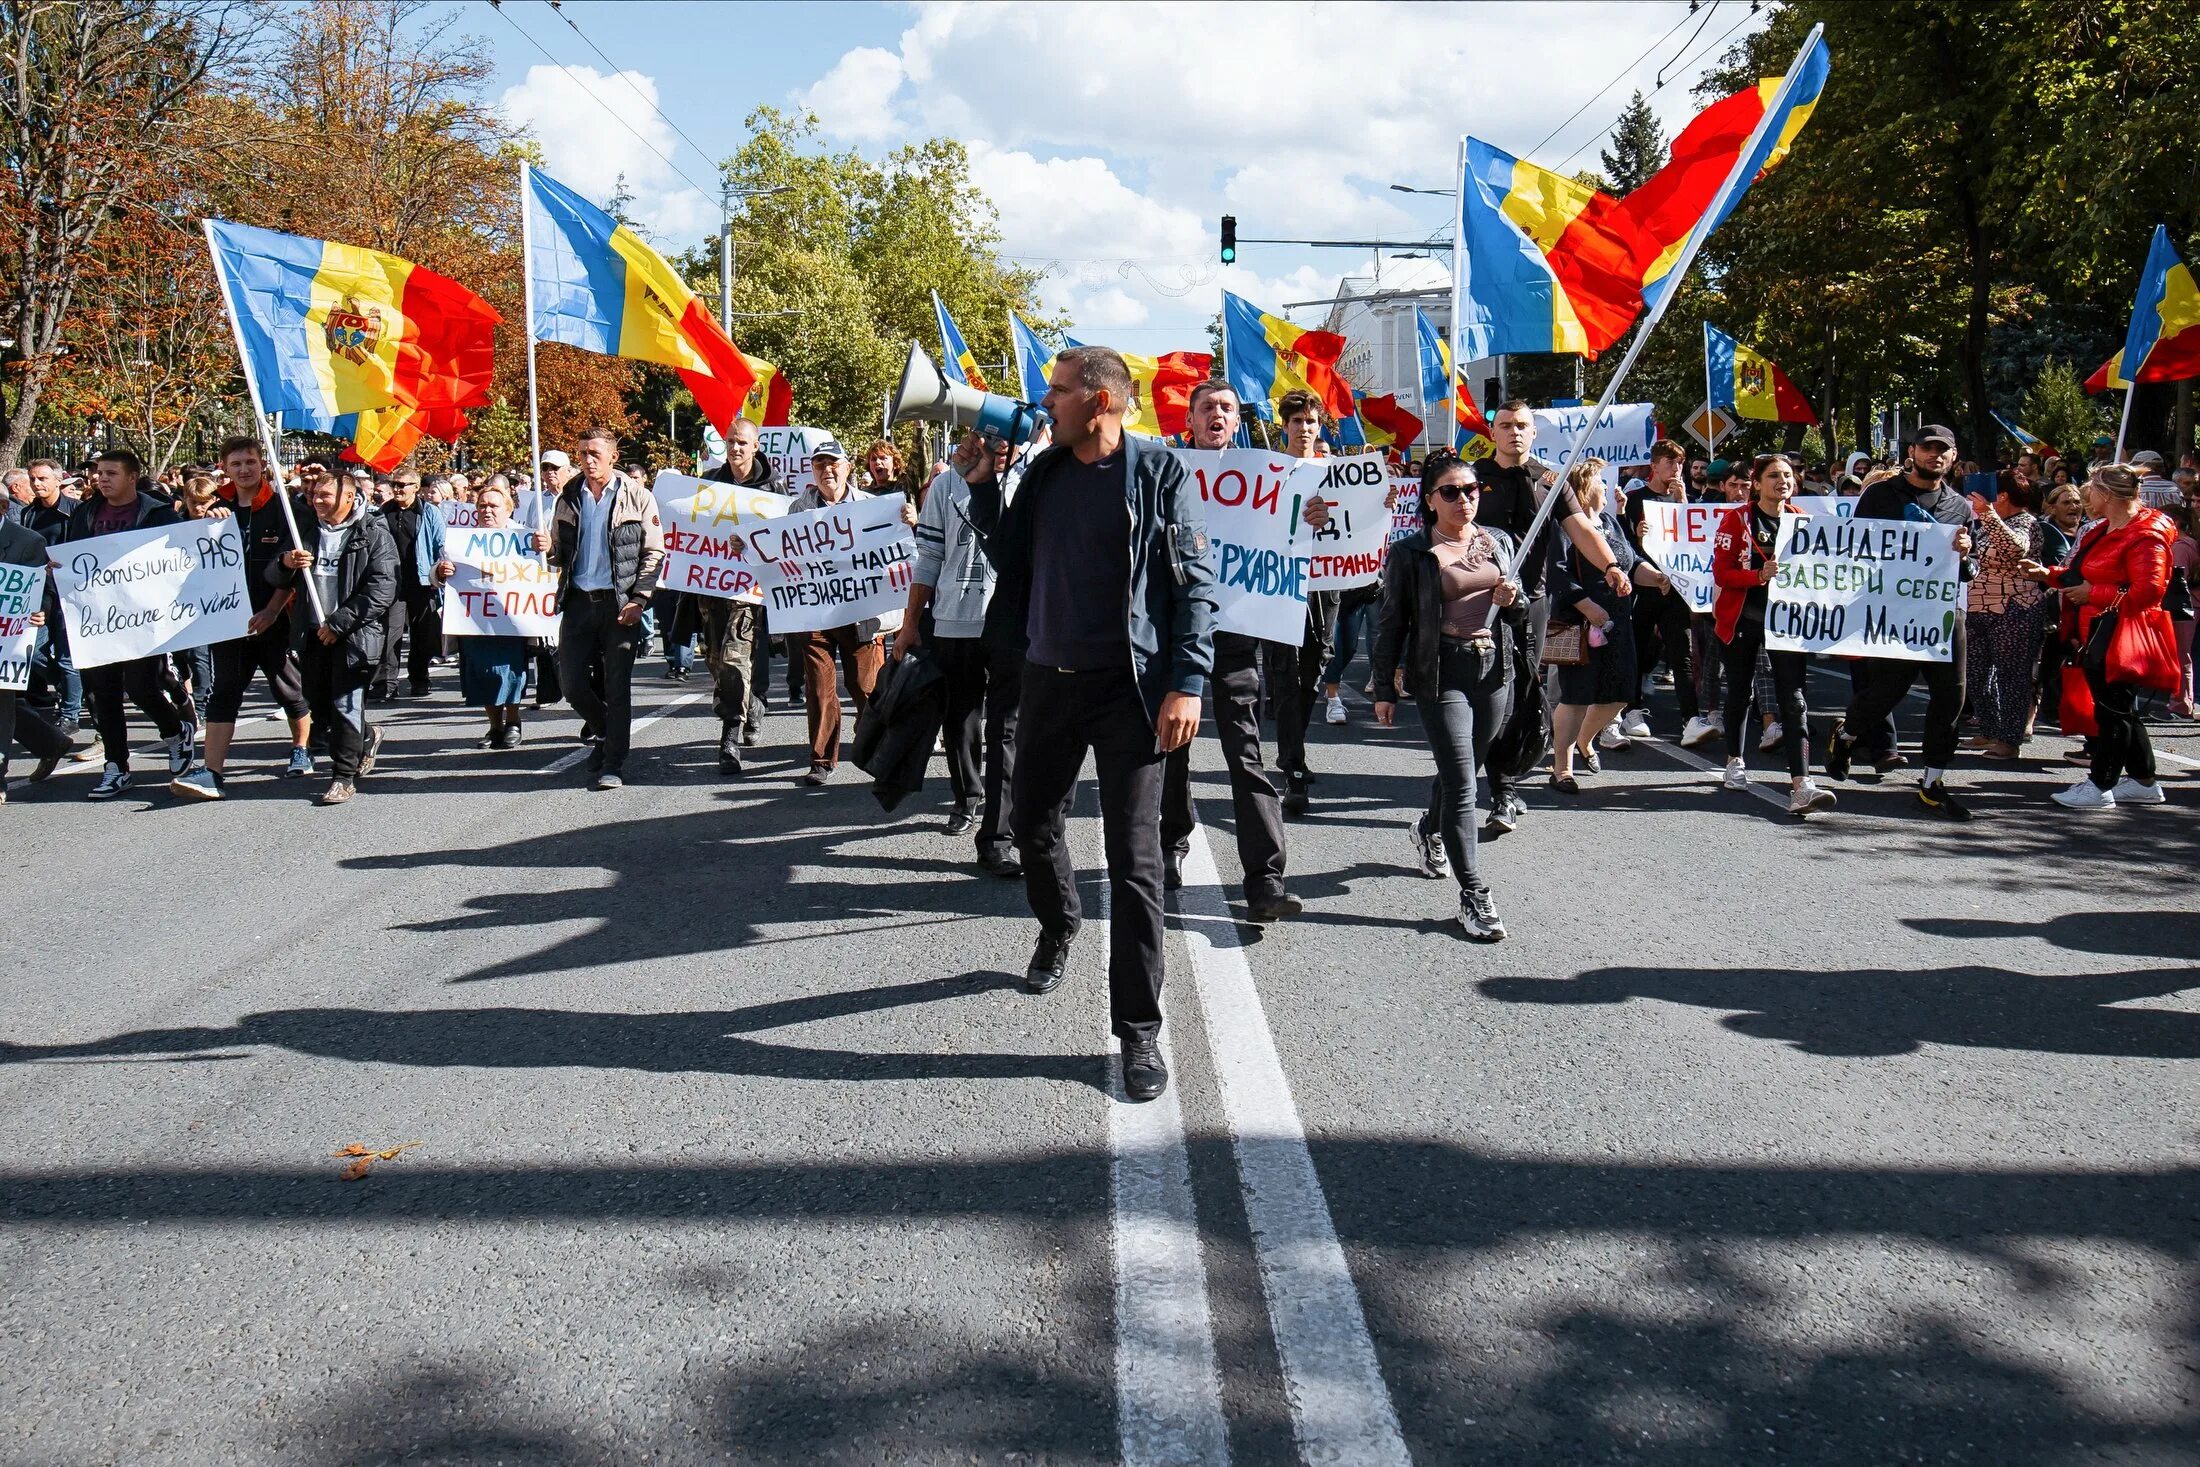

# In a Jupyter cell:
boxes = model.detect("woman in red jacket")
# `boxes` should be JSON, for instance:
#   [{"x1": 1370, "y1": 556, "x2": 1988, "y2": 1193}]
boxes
[
  {"x1": 2021, "y1": 463, "x2": 2177, "y2": 809},
  {"x1": 1711, "y1": 453, "x2": 1836, "y2": 815}
]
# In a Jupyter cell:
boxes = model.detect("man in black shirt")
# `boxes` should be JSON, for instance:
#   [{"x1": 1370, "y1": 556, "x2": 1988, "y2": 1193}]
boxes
[
  {"x1": 1265, "y1": 390, "x2": 1339, "y2": 815},
  {"x1": 1472, "y1": 399, "x2": 1634, "y2": 831},
  {"x1": 374, "y1": 469, "x2": 435, "y2": 700},
  {"x1": 968, "y1": 345, "x2": 1215, "y2": 1103},
  {"x1": 1820, "y1": 423, "x2": 1977, "y2": 820}
]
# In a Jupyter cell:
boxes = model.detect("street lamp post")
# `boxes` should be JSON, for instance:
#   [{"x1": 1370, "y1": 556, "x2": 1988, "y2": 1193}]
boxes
[{"x1": 720, "y1": 183, "x2": 792, "y2": 325}]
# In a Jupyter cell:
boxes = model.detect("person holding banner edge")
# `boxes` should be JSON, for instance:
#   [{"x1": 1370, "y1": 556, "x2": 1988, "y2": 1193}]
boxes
[
  {"x1": 434, "y1": 482, "x2": 533, "y2": 751},
  {"x1": 965, "y1": 344, "x2": 1216, "y2": 1103},
  {"x1": 785, "y1": 440, "x2": 913, "y2": 786},
  {"x1": 1267, "y1": 390, "x2": 1340, "y2": 818},
  {"x1": 0, "y1": 514, "x2": 70, "y2": 799},
  {"x1": 269, "y1": 467, "x2": 398, "y2": 806}
]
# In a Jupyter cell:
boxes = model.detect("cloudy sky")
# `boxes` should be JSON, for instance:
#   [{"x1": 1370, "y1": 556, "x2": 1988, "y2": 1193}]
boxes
[{"x1": 481, "y1": 0, "x2": 1772, "y2": 353}]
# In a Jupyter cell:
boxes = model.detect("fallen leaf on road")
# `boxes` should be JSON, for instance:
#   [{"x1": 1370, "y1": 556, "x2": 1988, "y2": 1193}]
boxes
[
  {"x1": 340, "y1": 1158, "x2": 373, "y2": 1181},
  {"x1": 332, "y1": 1141, "x2": 422, "y2": 1179},
  {"x1": 331, "y1": 1144, "x2": 371, "y2": 1158}
]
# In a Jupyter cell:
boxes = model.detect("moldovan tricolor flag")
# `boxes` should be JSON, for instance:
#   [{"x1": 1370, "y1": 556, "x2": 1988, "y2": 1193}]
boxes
[
  {"x1": 1011, "y1": 311, "x2": 1057, "y2": 403},
  {"x1": 1705, "y1": 323, "x2": 1818, "y2": 425},
  {"x1": 1064, "y1": 334, "x2": 1211, "y2": 440},
  {"x1": 523, "y1": 164, "x2": 756, "y2": 434},
  {"x1": 205, "y1": 219, "x2": 499, "y2": 432},
  {"x1": 1221, "y1": 291, "x2": 1355, "y2": 422},
  {"x1": 933, "y1": 292, "x2": 987, "y2": 391},
  {"x1": 1356, "y1": 392, "x2": 1424, "y2": 450},
  {"x1": 739, "y1": 353, "x2": 793, "y2": 427},
  {"x1": 337, "y1": 404, "x2": 473, "y2": 472},
  {"x1": 1416, "y1": 308, "x2": 1493, "y2": 455},
  {"x1": 2110, "y1": 225, "x2": 2200, "y2": 391}
]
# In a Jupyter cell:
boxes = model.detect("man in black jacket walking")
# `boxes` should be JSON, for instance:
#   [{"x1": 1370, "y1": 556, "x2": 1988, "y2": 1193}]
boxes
[
  {"x1": 968, "y1": 345, "x2": 1216, "y2": 1102},
  {"x1": 270, "y1": 469, "x2": 398, "y2": 805},
  {"x1": 0, "y1": 516, "x2": 69, "y2": 798}
]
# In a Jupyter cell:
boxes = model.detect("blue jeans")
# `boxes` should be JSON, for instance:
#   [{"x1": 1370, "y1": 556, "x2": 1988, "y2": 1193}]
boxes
[
  {"x1": 1413, "y1": 637, "x2": 1511, "y2": 894},
  {"x1": 1323, "y1": 588, "x2": 1377, "y2": 687},
  {"x1": 34, "y1": 621, "x2": 82, "y2": 722}
]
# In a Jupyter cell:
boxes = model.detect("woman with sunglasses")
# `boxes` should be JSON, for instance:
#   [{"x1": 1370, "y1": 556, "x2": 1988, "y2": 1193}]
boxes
[
  {"x1": 1711, "y1": 453, "x2": 1836, "y2": 815},
  {"x1": 1371, "y1": 452, "x2": 1522, "y2": 941}
]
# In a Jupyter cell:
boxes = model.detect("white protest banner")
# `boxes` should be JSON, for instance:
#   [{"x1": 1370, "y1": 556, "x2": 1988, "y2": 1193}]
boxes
[
  {"x1": 1766, "y1": 515, "x2": 1962, "y2": 663},
  {"x1": 1302, "y1": 454, "x2": 1392, "y2": 592},
  {"x1": 1532, "y1": 402, "x2": 1658, "y2": 472},
  {"x1": 1386, "y1": 476, "x2": 1423, "y2": 545},
  {"x1": 1638, "y1": 500, "x2": 1726, "y2": 614},
  {"x1": 651, "y1": 469, "x2": 791, "y2": 604},
  {"x1": 439, "y1": 499, "x2": 480, "y2": 529},
  {"x1": 1788, "y1": 494, "x2": 1856, "y2": 520},
  {"x1": 53, "y1": 518, "x2": 250, "y2": 670},
  {"x1": 744, "y1": 492, "x2": 914, "y2": 635},
  {"x1": 0, "y1": 560, "x2": 43, "y2": 691},
  {"x1": 441, "y1": 524, "x2": 560, "y2": 640},
  {"x1": 1173, "y1": 447, "x2": 1323, "y2": 646},
  {"x1": 759, "y1": 425, "x2": 835, "y2": 499}
]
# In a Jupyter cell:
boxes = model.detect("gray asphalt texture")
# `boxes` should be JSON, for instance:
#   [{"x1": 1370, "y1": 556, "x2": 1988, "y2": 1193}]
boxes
[{"x1": 3, "y1": 653, "x2": 2195, "y2": 1465}]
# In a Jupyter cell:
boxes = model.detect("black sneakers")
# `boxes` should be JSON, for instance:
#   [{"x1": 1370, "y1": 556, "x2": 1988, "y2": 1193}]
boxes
[
  {"x1": 1024, "y1": 931, "x2": 1071, "y2": 994},
  {"x1": 1917, "y1": 780, "x2": 1972, "y2": 821},
  {"x1": 1822, "y1": 725, "x2": 1853, "y2": 782},
  {"x1": 1122, "y1": 1036, "x2": 1168, "y2": 1101}
]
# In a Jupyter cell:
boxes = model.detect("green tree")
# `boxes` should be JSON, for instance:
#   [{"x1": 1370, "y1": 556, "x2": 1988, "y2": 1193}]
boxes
[
  {"x1": 1599, "y1": 90, "x2": 1667, "y2": 196},
  {"x1": 460, "y1": 395, "x2": 528, "y2": 468},
  {"x1": 2021, "y1": 358, "x2": 2106, "y2": 460}
]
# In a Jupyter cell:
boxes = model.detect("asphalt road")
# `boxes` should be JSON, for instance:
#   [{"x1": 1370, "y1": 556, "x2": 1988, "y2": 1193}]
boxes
[{"x1": 3, "y1": 653, "x2": 2195, "y2": 1465}]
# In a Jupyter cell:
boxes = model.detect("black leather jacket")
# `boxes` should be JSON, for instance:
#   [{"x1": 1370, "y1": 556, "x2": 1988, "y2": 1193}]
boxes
[{"x1": 1371, "y1": 524, "x2": 1519, "y2": 705}]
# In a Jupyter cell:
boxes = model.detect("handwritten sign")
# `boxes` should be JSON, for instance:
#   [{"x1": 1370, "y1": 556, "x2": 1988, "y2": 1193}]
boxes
[
  {"x1": 439, "y1": 499, "x2": 480, "y2": 529},
  {"x1": 1638, "y1": 500, "x2": 1725, "y2": 614},
  {"x1": 651, "y1": 470, "x2": 792, "y2": 604},
  {"x1": 758, "y1": 426, "x2": 835, "y2": 500},
  {"x1": 440, "y1": 525, "x2": 560, "y2": 641},
  {"x1": 1303, "y1": 455, "x2": 1392, "y2": 592},
  {"x1": 743, "y1": 493, "x2": 914, "y2": 635},
  {"x1": 1766, "y1": 516, "x2": 1962, "y2": 663},
  {"x1": 1387, "y1": 477, "x2": 1423, "y2": 545},
  {"x1": 1172, "y1": 448, "x2": 1325, "y2": 645},
  {"x1": 53, "y1": 518, "x2": 251, "y2": 669},
  {"x1": 1532, "y1": 402, "x2": 1658, "y2": 472},
  {"x1": 0, "y1": 561, "x2": 43, "y2": 690}
]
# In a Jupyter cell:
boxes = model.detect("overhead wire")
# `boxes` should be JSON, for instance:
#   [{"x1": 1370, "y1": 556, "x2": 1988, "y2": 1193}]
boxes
[
  {"x1": 1524, "y1": 2, "x2": 1701, "y2": 160},
  {"x1": 541, "y1": 0, "x2": 720, "y2": 180},
  {"x1": 1553, "y1": 0, "x2": 1761, "y2": 173}
]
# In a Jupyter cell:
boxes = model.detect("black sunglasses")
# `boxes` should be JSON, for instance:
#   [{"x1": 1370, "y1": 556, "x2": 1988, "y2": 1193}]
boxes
[{"x1": 1431, "y1": 483, "x2": 1480, "y2": 502}]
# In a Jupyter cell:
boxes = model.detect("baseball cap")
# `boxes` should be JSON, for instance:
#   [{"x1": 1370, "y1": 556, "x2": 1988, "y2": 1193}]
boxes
[
  {"x1": 539, "y1": 449, "x2": 572, "y2": 470},
  {"x1": 810, "y1": 439, "x2": 849, "y2": 461},
  {"x1": 1708, "y1": 458, "x2": 1735, "y2": 480},
  {"x1": 1905, "y1": 422, "x2": 1957, "y2": 449},
  {"x1": 2130, "y1": 450, "x2": 2165, "y2": 470}
]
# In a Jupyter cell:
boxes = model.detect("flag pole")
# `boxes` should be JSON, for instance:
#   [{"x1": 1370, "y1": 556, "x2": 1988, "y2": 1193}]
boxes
[
  {"x1": 1448, "y1": 133, "x2": 1467, "y2": 444},
  {"x1": 519, "y1": 160, "x2": 548, "y2": 548},
  {"x1": 1703, "y1": 321, "x2": 1720, "y2": 463},
  {"x1": 1503, "y1": 23, "x2": 1826, "y2": 577},
  {"x1": 202, "y1": 219, "x2": 326, "y2": 625},
  {"x1": 2114, "y1": 382, "x2": 2136, "y2": 461}
]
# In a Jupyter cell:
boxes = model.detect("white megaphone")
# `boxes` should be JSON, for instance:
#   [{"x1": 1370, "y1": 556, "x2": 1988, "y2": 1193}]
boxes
[{"x1": 890, "y1": 341, "x2": 1048, "y2": 441}]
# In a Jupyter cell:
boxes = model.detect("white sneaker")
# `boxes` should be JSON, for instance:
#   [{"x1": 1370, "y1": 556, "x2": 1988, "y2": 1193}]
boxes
[
  {"x1": 1787, "y1": 778, "x2": 1836, "y2": 815},
  {"x1": 88, "y1": 763, "x2": 130, "y2": 799},
  {"x1": 1680, "y1": 715, "x2": 1718, "y2": 748},
  {"x1": 1596, "y1": 723, "x2": 1630, "y2": 751},
  {"x1": 1639, "y1": 675, "x2": 1657, "y2": 700},
  {"x1": 165, "y1": 733, "x2": 192, "y2": 775},
  {"x1": 1708, "y1": 710, "x2": 1726, "y2": 734},
  {"x1": 2111, "y1": 777, "x2": 2167, "y2": 805},
  {"x1": 1722, "y1": 758, "x2": 1751, "y2": 791},
  {"x1": 1758, "y1": 720, "x2": 1784, "y2": 752},
  {"x1": 2052, "y1": 778, "x2": 2115, "y2": 810},
  {"x1": 1620, "y1": 709, "x2": 1652, "y2": 739},
  {"x1": 1325, "y1": 694, "x2": 1346, "y2": 726}
]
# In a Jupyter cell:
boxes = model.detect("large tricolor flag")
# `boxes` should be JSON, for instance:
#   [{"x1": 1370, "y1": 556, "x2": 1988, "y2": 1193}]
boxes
[
  {"x1": 1415, "y1": 308, "x2": 1493, "y2": 455},
  {"x1": 2117, "y1": 225, "x2": 2200, "y2": 389},
  {"x1": 337, "y1": 404, "x2": 473, "y2": 472},
  {"x1": 1011, "y1": 311, "x2": 1056, "y2": 402},
  {"x1": 1705, "y1": 323, "x2": 1818, "y2": 425},
  {"x1": 933, "y1": 292, "x2": 987, "y2": 391},
  {"x1": 739, "y1": 353, "x2": 793, "y2": 426},
  {"x1": 1455, "y1": 32, "x2": 1830, "y2": 359},
  {"x1": 1221, "y1": 291, "x2": 1355, "y2": 422},
  {"x1": 1355, "y1": 392, "x2": 1423, "y2": 450},
  {"x1": 523, "y1": 165, "x2": 756, "y2": 434},
  {"x1": 1064, "y1": 333, "x2": 1211, "y2": 440},
  {"x1": 205, "y1": 219, "x2": 499, "y2": 433}
]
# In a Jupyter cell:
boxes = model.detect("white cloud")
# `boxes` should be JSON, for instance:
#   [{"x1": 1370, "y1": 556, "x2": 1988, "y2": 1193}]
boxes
[
  {"x1": 497, "y1": 63, "x2": 712, "y2": 243},
  {"x1": 796, "y1": 46, "x2": 906, "y2": 142},
  {"x1": 1070, "y1": 287, "x2": 1150, "y2": 330}
]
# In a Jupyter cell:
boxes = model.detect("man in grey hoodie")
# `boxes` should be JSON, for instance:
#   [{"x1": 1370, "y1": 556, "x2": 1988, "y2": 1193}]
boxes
[{"x1": 892, "y1": 427, "x2": 1045, "y2": 875}]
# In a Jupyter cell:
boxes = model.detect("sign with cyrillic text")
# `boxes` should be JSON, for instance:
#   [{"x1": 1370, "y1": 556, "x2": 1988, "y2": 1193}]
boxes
[
  {"x1": 53, "y1": 518, "x2": 251, "y2": 669},
  {"x1": 1532, "y1": 402, "x2": 1658, "y2": 472},
  {"x1": 0, "y1": 561, "x2": 43, "y2": 690},
  {"x1": 1766, "y1": 515, "x2": 1961, "y2": 662},
  {"x1": 1638, "y1": 500, "x2": 1725, "y2": 614},
  {"x1": 441, "y1": 525, "x2": 560, "y2": 641},
  {"x1": 1302, "y1": 454, "x2": 1392, "y2": 592},
  {"x1": 758, "y1": 426, "x2": 835, "y2": 500},
  {"x1": 1172, "y1": 448, "x2": 1326, "y2": 645},
  {"x1": 744, "y1": 493, "x2": 913, "y2": 635},
  {"x1": 651, "y1": 470, "x2": 792, "y2": 604}
]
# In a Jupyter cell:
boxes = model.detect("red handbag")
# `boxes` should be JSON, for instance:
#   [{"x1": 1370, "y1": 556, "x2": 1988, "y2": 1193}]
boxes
[
  {"x1": 2107, "y1": 605, "x2": 2180, "y2": 692},
  {"x1": 2059, "y1": 662, "x2": 2097, "y2": 737}
]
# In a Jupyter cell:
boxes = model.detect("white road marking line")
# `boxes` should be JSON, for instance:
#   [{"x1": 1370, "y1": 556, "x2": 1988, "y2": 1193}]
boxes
[
  {"x1": 1633, "y1": 732, "x2": 1794, "y2": 813},
  {"x1": 1098, "y1": 828, "x2": 1229, "y2": 1467},
  {"x1": 1173, "y1": 821, "x2": 1411, "y2": 1465},
  {"x1": 537, "y1": 692, "x2": 707, "y2": 774}
]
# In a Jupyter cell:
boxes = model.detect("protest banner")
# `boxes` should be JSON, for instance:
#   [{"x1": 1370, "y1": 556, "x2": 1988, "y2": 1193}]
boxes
[
  {"x1": 1637, "y1": 500, "x2": 1726, "y2": 613},
  {"x1": 52, "y1": 518, "x2": 250, "y2": 669},
  {"x1": 1531, "y1": 402, "x2": 1658, "y2": 472},
  {"x1": 440, "y1": 499, "x2": 480, "y2": 529},
  {"x1": 1766, "y1": 515, "x2": 1963, "y2": 663},
  {"x1": 743, "y1": 492, "x2": 914, "y2": 635},
  {"x1": 1173, "y1": 447, "x2": 1324, "y2": 645},
  {"x1": 1387, "y1": 476, "x2": 1423, "y2": 544},
  {"x1": 440, "y1": 524, "x2": 561, "y2": 640},
  {"x1": 0, "y1": 561, "x2": 43, "y2": 691},
  {"x1": 1302, "y1": 454, "x2": 1392, "y2": 592},
  {"x1": 1788, "y1": 494, "x2": 1856, "y2": 520},
  {"x1": 651, "y1": 470, "x2": 792, "y2": 604},
  {"x1": 759, "y1": 426, "x2": 835, "y2": 499}
]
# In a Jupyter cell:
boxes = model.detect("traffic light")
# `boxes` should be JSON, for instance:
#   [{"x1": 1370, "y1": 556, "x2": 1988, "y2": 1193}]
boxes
[{"x1": 1219, "y1": 215, "x2": 1236, "y2": 265}]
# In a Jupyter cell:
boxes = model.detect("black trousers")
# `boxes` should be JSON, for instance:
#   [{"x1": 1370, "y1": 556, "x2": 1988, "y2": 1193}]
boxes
[
  {"x1": 208, "y1": 621, "x2": 309, "y2": 724},
  {"x1": 1161, "y1": 629, "x2": 1286, "y2": 900},
  {"x1": 0, "y1": 689, "x2": 69, "y2": 771},
  {"x1": 1839, "y1": 615, "x2": 1967, "y2": 770},
  {"x1": 1629, "y1": 585, "x2": 1699, "y2": 720},
  {"x1": 2085, "y1": 665, "x2": 2156, "y2": 788},
  {"x1": 1011, "y1": 662, "x2": 1166, "y2": 1044},
  {"x1": 557, "y1": 590, "x2": 641, "y2": 772},
  {"x1": 934, "y1": 634, "x2": 1021, "y2": 861},
  {"x1": 299, "y1": 639, "x2": 373, "y2": 780},
  {"x1": 378, "y1": 583, "x2": 437, "y2": 692},
  {"x1": 1487, "y1": 594, "x2": 1552, "y2": 810},
  {"x1": 1266, "y1": 591, "x2": 1340, "y2": 777},
  {"x1": 1720, "y1": 620, "x2": 1810, "y2": 778},
  {"x1": 83, "y1": 656, "x2": 186, "y2": 769}
]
